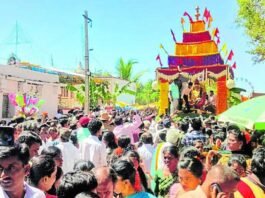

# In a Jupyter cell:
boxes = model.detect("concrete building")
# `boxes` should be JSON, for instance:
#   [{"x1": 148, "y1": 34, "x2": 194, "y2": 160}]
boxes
[{"x1": 0, "y1": 64, "x2": 60, "y2": 119}]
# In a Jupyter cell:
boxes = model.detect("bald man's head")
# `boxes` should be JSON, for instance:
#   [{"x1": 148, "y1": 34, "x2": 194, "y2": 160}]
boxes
[
  {"x1": 206, "y1": 164, "x2": 240, "y2": 184},
  {"x1": 202, "y1": 165, "x2": 240, "y2": 197},
  {"x1": 94, "y1": 167, "x2": 115, "y2": 198}
]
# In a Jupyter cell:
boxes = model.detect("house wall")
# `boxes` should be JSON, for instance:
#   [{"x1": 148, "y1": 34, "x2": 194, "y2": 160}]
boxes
[{"x1": 0, "y1": 65, "x2": 60, "y2": 119}]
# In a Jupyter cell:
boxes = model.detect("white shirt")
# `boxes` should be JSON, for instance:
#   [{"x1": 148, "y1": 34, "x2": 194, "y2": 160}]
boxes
[
  {"x1": 137, "y1": 144, "x2": 155, "y2": 173},
  {"x1": 0, "y1": 182, "x2": 45, "y2": 198},
  {"x1": 181, "y1": 87, "x2": 192, "y2": 97},
  {"x1": 113, "y1": 114, "x2": 142, "y2": 142},
  {"x1": 209, "y1": 94, "x2": 216, "y2": 106},
  {"x1": 79, "y1": 135, "x2": 107, "y2": 168},
  {"x1": 56, "y1": 141, "x2": 80, "y2": 173}
]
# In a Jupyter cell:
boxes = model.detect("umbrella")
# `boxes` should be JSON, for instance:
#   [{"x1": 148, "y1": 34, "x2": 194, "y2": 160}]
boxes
[{"x1": 218, "y1": 95, "x2": 265, "y2": 130}]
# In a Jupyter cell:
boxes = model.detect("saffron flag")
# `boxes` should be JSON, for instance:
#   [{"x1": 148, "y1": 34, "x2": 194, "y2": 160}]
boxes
[
  {"x1": 156, "y1": 54, "x2": 163, "y2": 67},
  {"x1": 170, "y1": 29, "x2": 177, "y2": 43},
  {"x1": 215, "y1": 28, "x2": 219, "y2": 37},
  {"x1": 183, "y1": 11, "x2": 193, "y2": 22},
  {"x1": 181, "y1": 18, "x2": 186, "y2": 32},
  {"x1": 232, "y1": 62, "x2": 236, "y2": 69},
  {"x1": 181, "y1": 17, "x2": 185, "y2": 24},
  {"x1": 212, "y1": 28, "x2": 216, "y2": 38},
  {"x1": 228, "y1": 50, "x2": 234, "y2": 61}
]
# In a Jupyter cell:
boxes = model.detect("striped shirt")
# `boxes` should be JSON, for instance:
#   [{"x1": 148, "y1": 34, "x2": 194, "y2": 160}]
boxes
[{"x1": 182, "y1": 130, "x2": 207, "y2": 146}]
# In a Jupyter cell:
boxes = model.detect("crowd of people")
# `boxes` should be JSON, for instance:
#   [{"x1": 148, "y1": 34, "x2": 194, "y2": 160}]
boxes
[{"x1": 0, "y1": 107, "x2": 265, "y2": 198}]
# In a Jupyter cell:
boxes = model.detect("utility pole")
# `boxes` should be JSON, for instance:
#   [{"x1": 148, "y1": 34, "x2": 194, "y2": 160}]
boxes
[{"x1": 83, "y1": 11, "x2": 92, "y2": 114}]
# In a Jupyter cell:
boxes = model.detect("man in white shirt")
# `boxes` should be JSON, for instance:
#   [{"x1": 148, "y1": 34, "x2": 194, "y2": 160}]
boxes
[
  {"x1": 0, "y1": 145, "x2": 45, "y2": 198},
  {"x1": 137, "y1": 133, "x2": 155, "y2": 173},
  {"x1": 79, "y1": 119, "x2": 107, "y2": 168},
  {"x1": 56, "y1": 128, "x2": 80, "y2": 173},
  {"x1": 113, "y1": 113, "x2": 142, "y2": 143},
  {"x1": 181, "y1": 82, "x2": 193, "y2": 113},
  {"x1": 205, "y1": 90, "x2": 217, "y2": 114}
]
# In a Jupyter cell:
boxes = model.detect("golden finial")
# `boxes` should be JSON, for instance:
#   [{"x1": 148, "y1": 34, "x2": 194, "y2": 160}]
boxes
[{"x1": 195, "y1": 6, "x2": 200, "y2": 21}]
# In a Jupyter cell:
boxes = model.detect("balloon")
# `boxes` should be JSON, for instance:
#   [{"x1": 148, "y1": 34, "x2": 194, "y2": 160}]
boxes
[
  {"x1": 16, "y1": 95, "x2": 25, "y2": 107},
  {"x1": 23, "y1": 95, "x2": 27, "y2": 106},
  {"x1": 8, "y1": 93, "x2": 17, "y2": 106},
  {"x1": 29, "y1": 107, "x2": 38, "y2": 115},
  {"x1": 226, "y1": 79, "x2": 235, "y2": 89},
  {"x1": 23, "y1": 106, "x2": 31, "y2": 114},
  {"x1": 152, "y1": 81, "x2": 158, "y2": 91},
  {"x1": 26, "y1": 95, "x2": 31, "y2": 106},
  {"x1": 30, "y1": 98, "x2": 38, "y2": 105},
  {"x1": 36, "y1": 99, "x2": 45, "y2": 108}
]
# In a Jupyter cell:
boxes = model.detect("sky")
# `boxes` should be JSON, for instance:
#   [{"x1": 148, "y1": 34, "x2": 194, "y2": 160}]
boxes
[{"x1": 0, "y1": 0, "x2": 265, "y2": 94}]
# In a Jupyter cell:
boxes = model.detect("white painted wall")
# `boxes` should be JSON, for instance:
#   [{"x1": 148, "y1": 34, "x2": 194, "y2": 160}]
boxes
[{"x1": 0, "y1": 65, "x2": 60, "y2": 119}]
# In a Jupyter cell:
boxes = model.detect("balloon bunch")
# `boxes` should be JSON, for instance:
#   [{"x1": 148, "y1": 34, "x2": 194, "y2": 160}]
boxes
[{"x1": 8, "y1": 93, "x2": 45, "y2": 117}]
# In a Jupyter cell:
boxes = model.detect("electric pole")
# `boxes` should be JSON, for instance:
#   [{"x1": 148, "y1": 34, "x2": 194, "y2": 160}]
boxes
[{"x1": 83, "y1": 11, "x2": 92, "y2": 114}]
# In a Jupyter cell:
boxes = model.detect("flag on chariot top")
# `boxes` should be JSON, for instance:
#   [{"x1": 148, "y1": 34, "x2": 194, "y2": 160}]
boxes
[
  {"x1": 232, "y1": 62, "x2": 237, "y2": 69},
  {"x1": 156, "y1": 54, "x2": 163, "y2": 67},
  {"x1": 170, "y1": 29, "x2": 177, "y2": 43},
  {"x1": 207, "y1": 11, "x2": 213, "y2": 28},
  {"x1": 203, "y1": 8, "x2": 210, "y2": 21},
  {"x1": 183, "y1": 11, "x2": 193, "y2": 22},
  {"x1": 160, "y1": 44, "x2": 168, "y2": 55},
  {"x1": 228, "y1": 50, "x2": 234, "y2": 61},
  {"x1": 181, "y1": 17, "x2": 185, "y2": 24}
]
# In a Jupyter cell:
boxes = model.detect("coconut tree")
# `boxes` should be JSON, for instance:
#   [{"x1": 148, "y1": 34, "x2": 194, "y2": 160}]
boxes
[{"x1": 116, "y1": 58, "x2": 146, "y2": 83}]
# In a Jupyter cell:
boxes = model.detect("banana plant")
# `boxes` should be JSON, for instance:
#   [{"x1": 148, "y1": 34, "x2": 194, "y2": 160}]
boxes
[
  {"x1": 66, "y1": 79, "x2": 111, "y2": 109},
  {"x1": 228, "y1": 87, "x2": 246, "y2": 107}
]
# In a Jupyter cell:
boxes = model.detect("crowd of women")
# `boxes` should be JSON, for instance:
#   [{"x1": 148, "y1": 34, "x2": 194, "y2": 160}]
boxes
[{"x1": 0, "y1": 108, "x2": 264, "y2": 198}]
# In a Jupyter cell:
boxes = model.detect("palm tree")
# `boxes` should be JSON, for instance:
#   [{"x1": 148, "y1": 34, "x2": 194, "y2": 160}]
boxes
[
  {"x1": 116, "y1": 58, "x2": 146, "y2": 83},
  {"x1": 116, "y1": 58, "x2": 137, "y2": 81}
]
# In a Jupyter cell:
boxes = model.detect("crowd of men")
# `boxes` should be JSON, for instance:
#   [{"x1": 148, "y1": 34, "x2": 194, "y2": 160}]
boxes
[{"x1": 0, "y1": 107, "x2": 264, "y2": 198}]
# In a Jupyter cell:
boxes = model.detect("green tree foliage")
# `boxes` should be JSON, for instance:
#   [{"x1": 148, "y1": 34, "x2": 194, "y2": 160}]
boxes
[
  {"x1": 110, "y1": 83, "x2": 136, "y2": 105},
  {"x1": 237, "y1": 0, "x2": 265, "y2": 62},
  {"x1": 228, "y1": 87, "x2": 246, "y2": 107},
  {"x1": 136, "y1": 80, "x2": 159, "y2": 105},
  {"x1": 66, "y1": 79, "x2": 110, "y2": 109},
  {"x1": 67, "y1": 79, "x2": 136, "y2": 108},
  {"x1": 116, "y1": 58, "x2": 146, "y2": 83},
  {"x1": 116, "y1": 58, "x2": 137, "y2": 81}
]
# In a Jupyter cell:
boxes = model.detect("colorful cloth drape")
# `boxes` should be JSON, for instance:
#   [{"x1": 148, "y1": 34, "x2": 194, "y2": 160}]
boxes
[
  {"x1": 175, "y1": 40, "x2": 218, "y2": 56},
  {"x1": 159, "y1": 81, "x2": 169, "y2": 115},
  {"x1": 157, "y1": 65, "x2": 227, "y2": 82},
  {"x1": 190, "y1": 20, "x2": 205, "y2": 32},
  {"x1": 168, "y1": 53, "x2": 224, "y2": 67},
  {"x1": 183, "y1": 31, "x2": 211, "y2": 43},
  {"x1": 216, "y1": 76, "x2": 228, "y2": 114}
]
